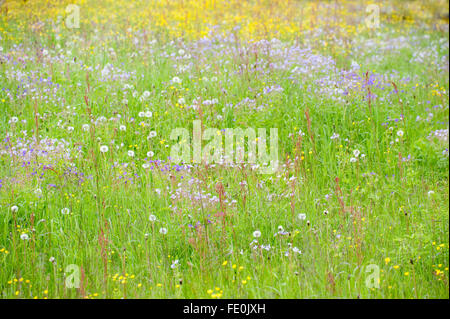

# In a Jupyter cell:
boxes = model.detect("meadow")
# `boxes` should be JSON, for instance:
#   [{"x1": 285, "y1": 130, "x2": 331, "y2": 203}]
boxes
[{"x1": 0, "y1": 0, "x2": 449, "y2": 299}]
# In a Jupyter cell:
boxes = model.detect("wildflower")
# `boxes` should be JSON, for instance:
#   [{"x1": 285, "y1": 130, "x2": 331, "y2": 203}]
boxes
[
  {"x1": 330, "y1": 133, "x2": 340, "y2": 140},
  {"x1": 119, "y1": 125, "x2": 126, "y2": 131},
  {"x1": 49, "y1": 257, "x2": 56, "y2": 264},
  {"x1": 148, "y1": 131, "x2": 157, "y2": 138},
  {"x1": 20, "y1": 233, "x2": 29, "y2": 240},
  {"x1": 350, "y1": 157, "x2": 357, "y2": 163},
  {"x1": 159, "y1": 227, "x2": 167, "y2": 235},
  {"x1": 298, "y1": 213, "x2": 306, "y2": 220},
  {"x1": 61, "y1": 208, "x2": 70, "y2": 215},
  {"x1": 149, "y1": 214, "x2": 157, "y2": 222},
  {"x1": 323, "y1": 210, "x2": 329, "y2": 215},
  {"x1": 397, "y1": 130, "x2": 404, "y2": 137},
  {"x1": 142, "y1": 163, "x2": 150, "y2": 169},
  {"x1": 253, "y1": 230, "x2": 261, "y2": 238},
  {"x1": 142, "y1": 91, "x2": 151, "y2": 99},
  {"x1": 127, "y1": 150, "x2": 135, "y2": 157},
  {"x1": 100, "y1": 145, "x2": 109, "y2": 153},
  {"x1": 172, "y1": 76, "x2": 182, "y2": 84},
  {"x1": 145, "y1": 111, "x2": 152, "y2": 118},
  {"x1": 11, "y1": 205, "x2": 19, "y2": 213},
  {"x1": 385, "y1": 257, "x2": 391, "y2": 264},
  {"x1": 82, "y1": 124, "x2": 90, "y2": 131},
  {"x1": 147, "y1": 151, "x2": 154, "y2": 158},
  {"x1": 170, "y1": 260, "x2": 179, "y2": 269},
  {"x1": 353, "y1": 149, "x2": 360, "y2": 157}
]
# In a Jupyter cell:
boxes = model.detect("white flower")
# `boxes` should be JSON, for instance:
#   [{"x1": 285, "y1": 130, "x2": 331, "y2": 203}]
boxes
[
  {"x1": 298, "y1": 213, "x2": 306, "y2": 220},
  {"x1": 172, "y1": 76, "x2": 182, "y2": 84},
  {"x1": 149, "y1": 131, "x2": 157, "y2": 138},
  {"x1": 428, "y1": 190, "x2": 435, "y2": 196},
  {"x1": 49, "y1": 256, "x2": 56, "y2": 263},
  {"x1": 330, "y1": 132, "x2": 340, "y2": 140},
  {"x1": 350, "y1": 157, "x2": 357, "y2": 163},
  {"x1": 149, "y1": 214, "x2": 157, "y2": 222},
  {"x1": 170, "y1": 259, "x2": 179, "y2": 269},
  {"x1": 147, "y1": 151, "x2": 154, "y2": 158},
  {"x1": 177, "y1": 97, "x2": 185, "y2": 105},
  {"x1": 61, "y1": 208, "x2": 70, "y2": 215},
  {"x1": 353, "y1": 149, "x2": 360, "y2": 157},
  {"x1": 10, "y1": 117, "x2": 19, "y2": 123},
  {"x1": 397, "y1": 130, "x2": 404, "y2": 137},
  {"x1": 100, "y1": 145, "x2": 109, "y2": 153},
  {"x1": 138, "y1": 111, "x2": 145, "y2": 118},
  {"x1": 119, "y1": 125, "x2": 126, "y2": 131},
  {"x1": 67, "y1": 126, "x2": 74, "y2": 132},
  {"x1": 142, "y1": 163, "x2": 150, "y2": 169},
  {"x1": 253, "y1": 230, "x2": 261, "y2": 238},
  {"x1": 159, "y1": 227, "x2": 168, "y2": 235},
  {"x1": 127, "y1": 150, "x2": 135, "y2": 157},
  {"x1": 323, "y1": 210, "x2": 329, "y2": 215},
  {"x1": 20, "y1": 233, "x2": 29, "y2": 240},
  {"x1": 11, "y1": 205, "x2": 19, "y2": 213},
  {"x1": 277, "y1": 225, "x2": 284, "y2": 232},
  {"x1": 34, "y1": 188, "x2": 42, "y2": 196},
  {"x1": 42, "y1": 49, "x2": 48, "y2": 56},
  {"x1": 82, "y1": 124, "x2": 90, "y2": 131},
  {"x1": 145, "y1": 111, "x2": 152, "y2": 118}
]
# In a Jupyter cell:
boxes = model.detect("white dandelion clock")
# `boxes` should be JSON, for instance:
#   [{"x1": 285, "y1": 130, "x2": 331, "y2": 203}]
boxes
[
  {"x1": 253, "y1": 230, "x2": 261, "y2": 238},
  {"x1": 172, "y1": 76, "x2": 182, "y2": 84}
]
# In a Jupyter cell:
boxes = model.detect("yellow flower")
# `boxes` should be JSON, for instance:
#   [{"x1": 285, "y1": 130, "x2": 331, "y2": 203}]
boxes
[
  {"x1": 384, "y1": 257, "x2": 391, "y2": 264},
  {"x1": 222, "y1": 260, "x2": 228, "y2": 266}
]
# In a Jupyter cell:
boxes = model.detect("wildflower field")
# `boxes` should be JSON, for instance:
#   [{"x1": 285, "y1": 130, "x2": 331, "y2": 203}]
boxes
[{"x1": 0, "y1": 0, "x2": 449, "y2": 299}]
